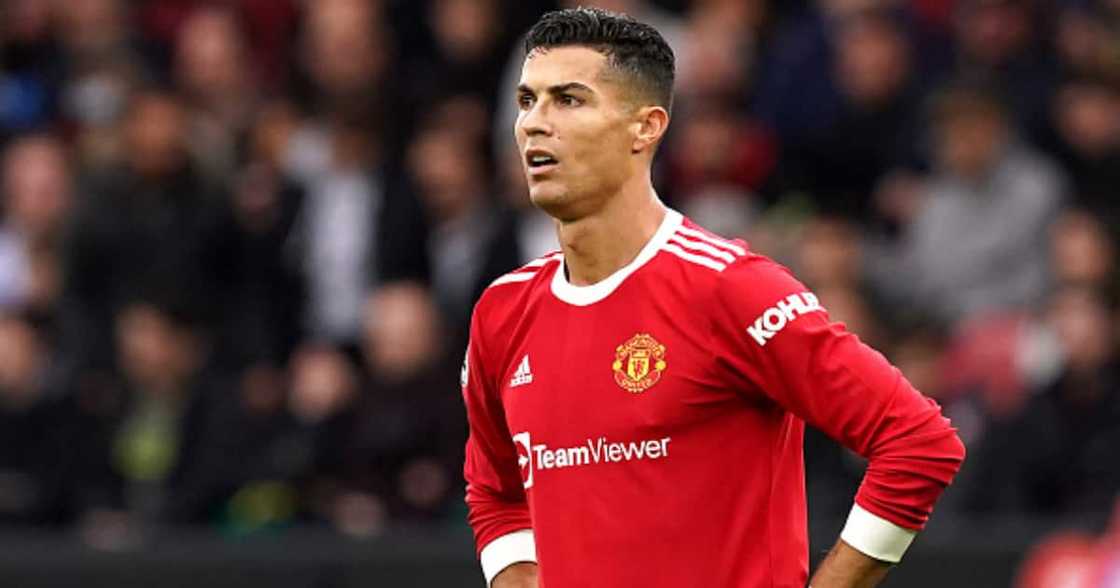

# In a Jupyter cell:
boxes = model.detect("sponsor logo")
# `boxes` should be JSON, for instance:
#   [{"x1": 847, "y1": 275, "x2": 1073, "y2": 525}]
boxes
[
  {"x1": 746, "y1": 292, "x2": 823, "y2": 347},
  {"x1": 512, "y1": 432, "x2": 671, "y2": 489},
  {"x1": 612, "y1": 333, "x2": 667, "y2": 393},
  {"x1": 510, "y1": 354, "x2": 533, "y2": 388}
]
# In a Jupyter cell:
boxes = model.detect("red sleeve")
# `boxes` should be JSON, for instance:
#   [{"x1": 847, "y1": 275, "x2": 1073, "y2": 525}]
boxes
[
  {"x1": 462, "y1": 304, "x2": 533, "y2": 555},
  {"x1": 709, "y1": 255, "x2": 966, "y2": 531}
]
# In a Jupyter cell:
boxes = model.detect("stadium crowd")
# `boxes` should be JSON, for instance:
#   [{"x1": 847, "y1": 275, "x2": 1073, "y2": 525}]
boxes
[{"x1": 0, "y1": 0, "x2": 1117, "y2": 570}]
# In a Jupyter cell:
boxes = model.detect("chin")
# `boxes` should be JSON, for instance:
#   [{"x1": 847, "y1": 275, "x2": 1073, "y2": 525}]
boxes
[{"x1": 528, "y1": 183, "x2": 567, "y2": 213}]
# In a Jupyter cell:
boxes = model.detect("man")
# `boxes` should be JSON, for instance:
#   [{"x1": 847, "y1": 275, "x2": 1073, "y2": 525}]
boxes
[{"x1": 462, "y1": 8, "x2": 965, "y2": 588}]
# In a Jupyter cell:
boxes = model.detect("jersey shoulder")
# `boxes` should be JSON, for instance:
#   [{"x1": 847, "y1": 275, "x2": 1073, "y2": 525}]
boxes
[
  {"x1": 660, "y1": 216, "x2": 777, "y2": 283},
  {"x1": 665, "y1": 217, "x2": 806, "y2": 311},
  {"x1": 471, "y1": 251, "x2": 562, "y2": 340}
]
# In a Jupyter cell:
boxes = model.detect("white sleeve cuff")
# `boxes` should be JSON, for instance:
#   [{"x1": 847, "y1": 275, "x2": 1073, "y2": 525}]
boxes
[
  {"x1": 480, "y1": 529, "x2": 537, "y2": 586},
  {"x1": 839, "y1": 503, "x2": 917, "y2": 564}
]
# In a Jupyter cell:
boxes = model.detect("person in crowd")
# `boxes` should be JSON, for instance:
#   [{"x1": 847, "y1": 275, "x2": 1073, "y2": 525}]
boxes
[
  {"x1": 874, "y1": 82, "x2": 1065, "y2": 323},
  {"x1": 70, "y1": 298, "x2": 228, "y2": 540},
  {"x1": 960, "y1": 285, "x2": 1120, "y2": 515},
  {"x1": 0, "y1": 314, "x2": 69, "y2": 525},
  {"x1": 779, "y1": 10, "x2": 924, "y2": 220},
  {"x1": 0, "y1": 134, "x2": 72, "y2": 319},
  {"x1": 1050, "y1": 209, "x2": 1117, "y2": 292},
  {"x1": 62, "y1": 88, "x2": 228, "y2": 371},
  {"x1": 1048, "y1": 76, "x2": 1120, "y2": 226},
  {"x1": 287, "y1": 284, "x2": 463, "y2": 535},
  {"x1": 405, "y1": 103, "x2": 520, "y2": 340},
  {"x1": 950, "y1": 0, "x2": 1059, "y2": 143},
  {"x1": 174, "y1": 5, "x2": 260, "y2": 184}
]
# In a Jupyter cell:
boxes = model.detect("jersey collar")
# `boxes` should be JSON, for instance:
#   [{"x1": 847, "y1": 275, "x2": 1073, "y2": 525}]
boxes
[{"x1": 550, "y1": 208, "x2": 683, "y2": 306}]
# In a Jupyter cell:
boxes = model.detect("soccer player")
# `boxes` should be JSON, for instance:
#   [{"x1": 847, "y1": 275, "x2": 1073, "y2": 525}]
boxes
[{"x1": 462, "y1": 8, "x2": 965, "y2": 588}]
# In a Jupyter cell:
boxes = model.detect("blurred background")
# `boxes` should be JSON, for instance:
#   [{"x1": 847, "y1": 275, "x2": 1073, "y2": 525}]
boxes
[{"x1": 0, "y1": 0, "x2": 1117, "y2": 585}]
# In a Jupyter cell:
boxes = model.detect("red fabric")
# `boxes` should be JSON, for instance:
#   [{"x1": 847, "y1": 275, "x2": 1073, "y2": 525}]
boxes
[{"x1": 462, "y1": 217, "x2": 965, "y2": 587}]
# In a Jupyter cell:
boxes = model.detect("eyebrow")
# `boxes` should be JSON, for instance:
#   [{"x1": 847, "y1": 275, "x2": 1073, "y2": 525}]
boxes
[{"x1": 517, "y1": 82, "x2": 595, "y2": 96}]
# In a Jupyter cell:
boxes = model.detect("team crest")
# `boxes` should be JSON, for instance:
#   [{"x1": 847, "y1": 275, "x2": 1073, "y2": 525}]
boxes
[{"x1": 612, "y1": 333, "x2": 667, "y2": 393}]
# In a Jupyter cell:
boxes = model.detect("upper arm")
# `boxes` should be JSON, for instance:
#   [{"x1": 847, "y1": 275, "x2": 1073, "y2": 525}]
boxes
[
  {"x1": 707, "y1": 256, "x2": 931, "y2": 457},
  {"x1": 462, "y1": 303, "x2": 527, "y2": 503}
]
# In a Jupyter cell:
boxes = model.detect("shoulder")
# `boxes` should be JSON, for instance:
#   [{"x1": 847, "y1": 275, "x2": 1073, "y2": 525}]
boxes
[
  {"x1": 717, "y1": 250, "x2": 813, "y2": 314},
  {"x1": 660, "y1": 216, "x2": 797, "y2": 294},
  {"x1": 661, "y1": 218, "x2": 751, "y2": 274},
  {"x1": 471, "y1": 251, "x2": 562, "y2": 339}
]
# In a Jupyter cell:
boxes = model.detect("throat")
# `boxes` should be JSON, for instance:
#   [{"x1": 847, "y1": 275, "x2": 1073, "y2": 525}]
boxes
[{"x1": 558, "y1": 204, "x2": 666, "y2": 286}]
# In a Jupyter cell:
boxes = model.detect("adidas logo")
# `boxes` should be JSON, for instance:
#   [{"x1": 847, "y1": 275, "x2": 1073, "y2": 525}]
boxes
[{"x1": 510, "y1": 354, "x2": 534, "y2": 388}]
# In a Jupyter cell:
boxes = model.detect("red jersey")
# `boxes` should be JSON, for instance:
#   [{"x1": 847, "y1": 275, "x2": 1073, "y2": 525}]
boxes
[{"x1": 462, "y1": 209, "x2": 965, "y2": 587}]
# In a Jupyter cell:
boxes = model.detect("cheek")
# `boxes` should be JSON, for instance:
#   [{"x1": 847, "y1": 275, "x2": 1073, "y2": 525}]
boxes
[{"x1": 572, "y1": 124, "x2": 629, "y2": 173}]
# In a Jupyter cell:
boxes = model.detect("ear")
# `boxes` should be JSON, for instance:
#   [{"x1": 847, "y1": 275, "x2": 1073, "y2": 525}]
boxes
[{"x1": 631, "y1": 106, "x2": 670, "y2": 153}]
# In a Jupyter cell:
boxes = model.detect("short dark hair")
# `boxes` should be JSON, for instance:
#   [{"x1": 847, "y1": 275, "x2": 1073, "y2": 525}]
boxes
[{"x1": 525, "y1": 7, "x2": 675, "y2": 111}]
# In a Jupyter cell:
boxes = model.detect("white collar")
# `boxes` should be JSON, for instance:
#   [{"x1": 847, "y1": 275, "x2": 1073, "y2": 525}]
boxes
[{"x1": 550, "y1": 208, "x2": 683, "y2": 306}]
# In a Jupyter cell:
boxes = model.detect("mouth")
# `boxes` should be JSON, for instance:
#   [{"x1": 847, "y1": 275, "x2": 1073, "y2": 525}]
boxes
[{"x1": 525, "y1": 149, "x2": 559, "y2": 177}]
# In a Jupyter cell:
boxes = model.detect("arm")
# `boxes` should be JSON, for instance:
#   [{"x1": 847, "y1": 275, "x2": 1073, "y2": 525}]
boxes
[
  {"x1": 810, "y1": 540, "x2": 891, "y2": 588},
  {"x1": 462, "y1": 306, "x2": 537, "y2": 586},
  {"x1": 492, "y1": 562, "x2": 540, "y2": 588},
  {"x1": 711, "y1": 257, "x2": 966, "y2": 573}
]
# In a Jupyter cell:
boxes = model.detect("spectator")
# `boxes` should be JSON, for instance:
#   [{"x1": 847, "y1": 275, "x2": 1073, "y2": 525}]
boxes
[
  {"x1": 1053, "y1": 4, "x2": 1118, "y2": 79},
  {"x1": 951, "y1": 0, "x2": 1058, "y2": 142},
  {"x1": 357, "y1": 283, "x2": 463, "y2": 522},
  {"x1": 0, "y1": 134, "x2": 72, "y2": 316},
  {"x1": 174, "y1": 6, "x2": 259, "y2": 183},
  {"x1": 662, "y1": 96, "x2": 776, "y2": 217},
  {"x1": 0, "y1": 314, "x2": 69, "y2": 525},
  {"x1": 794, "y1": 216, "x2": 864, "y2": 291},
  {"x1": 1048, "y1": 76, "x2": 1120, "y2": 225},
  {"x1": 289, "y1": 285, "x2": 462, "y2": 536},
  {"x1": 961, "y1": 285, "x2": 1120, "y2": 514},
  {"x1": 754, "y1": 0, "x2": 908, "y2": 148},
  {"x1": 1050, "y1": 209, "x2": 1117, "y2": 291},
  {"x1": 282, "y1": 0, "x2": 427, "y2": 347},
  {"x1": 54, "y1": 0, "x2": 131, "y2": 64},
  {"x1": 876, "y1": 82, "x2": 1065, "y2": 323},
  {"x1": 62, "y1": 88, "x2": 228, "y2": 370},
  {"x1": 53, "y1": 0, "x2": 144, "y2": 168},
  {"x1": 406, "y1": 105, "x2": 520, "y2": 337},
  {"x1": 71, "y1": 299, "x2": 227, "y2": 536},
  {"x1": 779, "y1": 10, "x2": 924, "y2": 219},
  {"x1": 296, "y1": 0, "x2": 391, "y2": 121},
  {"x1": 211, "y1": 102, "x2": 306, "y2": 369},
  {"x1": 136, "y1": 0, "x2": 299, "y2": 90},
  {"x1": 415, "y1": 0, "x2": 509, "y2": 112}
]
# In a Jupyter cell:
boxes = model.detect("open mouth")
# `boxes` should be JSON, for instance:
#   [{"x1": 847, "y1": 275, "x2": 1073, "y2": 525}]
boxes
[{"x1": 525, "y1": 150, "x2": 559, "y2": 174}]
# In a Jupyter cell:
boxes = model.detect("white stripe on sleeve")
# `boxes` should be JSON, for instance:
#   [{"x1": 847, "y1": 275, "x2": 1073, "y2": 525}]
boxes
[
  {"x1": 481, "y1": 529, "x2": 537, "y2": 586},
  {"x1": 839, "y1": 503, "x2": 917, "y2": 564}
]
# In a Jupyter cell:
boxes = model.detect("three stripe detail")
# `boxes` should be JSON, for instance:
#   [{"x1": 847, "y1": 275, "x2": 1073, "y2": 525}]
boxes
[{"x1": 661, "y1": 226, "x2": 745, "y2": 272}]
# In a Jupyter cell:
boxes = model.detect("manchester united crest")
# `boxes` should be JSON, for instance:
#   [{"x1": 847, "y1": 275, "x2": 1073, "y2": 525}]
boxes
[{"x1": 612, "y1": 333, "x2": 667, "y2": 393}]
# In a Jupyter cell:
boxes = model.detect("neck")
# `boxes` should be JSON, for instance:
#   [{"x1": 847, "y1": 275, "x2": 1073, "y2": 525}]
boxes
[{"x1": 556, "y1": 175, "x2": 666, "y2": 286}]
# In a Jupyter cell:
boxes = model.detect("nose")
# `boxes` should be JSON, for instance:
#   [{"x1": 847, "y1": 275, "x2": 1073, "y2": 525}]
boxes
[{"x1": 516, "y1": 101, "x2": 552, "y2": 140}]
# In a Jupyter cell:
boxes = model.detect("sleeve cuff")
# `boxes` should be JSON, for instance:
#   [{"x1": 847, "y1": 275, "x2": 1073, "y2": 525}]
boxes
[
  {"x1": 480, "y1": 529, "x2": 537, "y2": 586},
  {"x1": 839, "y1": 503, "x2": 917, "y2": 564}
]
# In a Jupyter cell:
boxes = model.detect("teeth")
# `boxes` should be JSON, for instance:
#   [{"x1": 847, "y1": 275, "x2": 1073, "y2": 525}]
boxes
[{"x1": 530, "y1": 155, "x2": 555, "y2": 165}]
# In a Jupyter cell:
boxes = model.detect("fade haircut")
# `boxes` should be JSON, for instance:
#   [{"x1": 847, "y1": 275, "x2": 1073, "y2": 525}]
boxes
[{"x1": 525, "y1": 7, "x2": 675, "y2": 112}]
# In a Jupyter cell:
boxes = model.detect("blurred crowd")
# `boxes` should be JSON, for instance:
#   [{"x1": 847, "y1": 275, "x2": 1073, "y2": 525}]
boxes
[{"x1": 0, "y1": 0, "x2": 1118, "y2": 551}]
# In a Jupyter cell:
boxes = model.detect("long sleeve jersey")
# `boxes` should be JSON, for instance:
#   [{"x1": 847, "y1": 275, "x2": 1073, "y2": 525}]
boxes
[{"x1": 462, "y1": 209, "x2": 965, "y2": 587}]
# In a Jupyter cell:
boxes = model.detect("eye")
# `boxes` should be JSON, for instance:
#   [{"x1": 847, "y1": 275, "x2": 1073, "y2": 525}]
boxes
[
  {"x1": 558, "y1": 94, "x2": 582, "y2": 107},
  {"x1": 517, "y1": 93, "x2": 535, "y2": 109}
]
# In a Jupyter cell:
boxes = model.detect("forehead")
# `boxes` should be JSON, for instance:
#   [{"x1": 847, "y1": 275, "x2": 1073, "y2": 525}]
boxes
[{"x1": 519, "y1": 45, "x2": 610, "y2": 90}]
